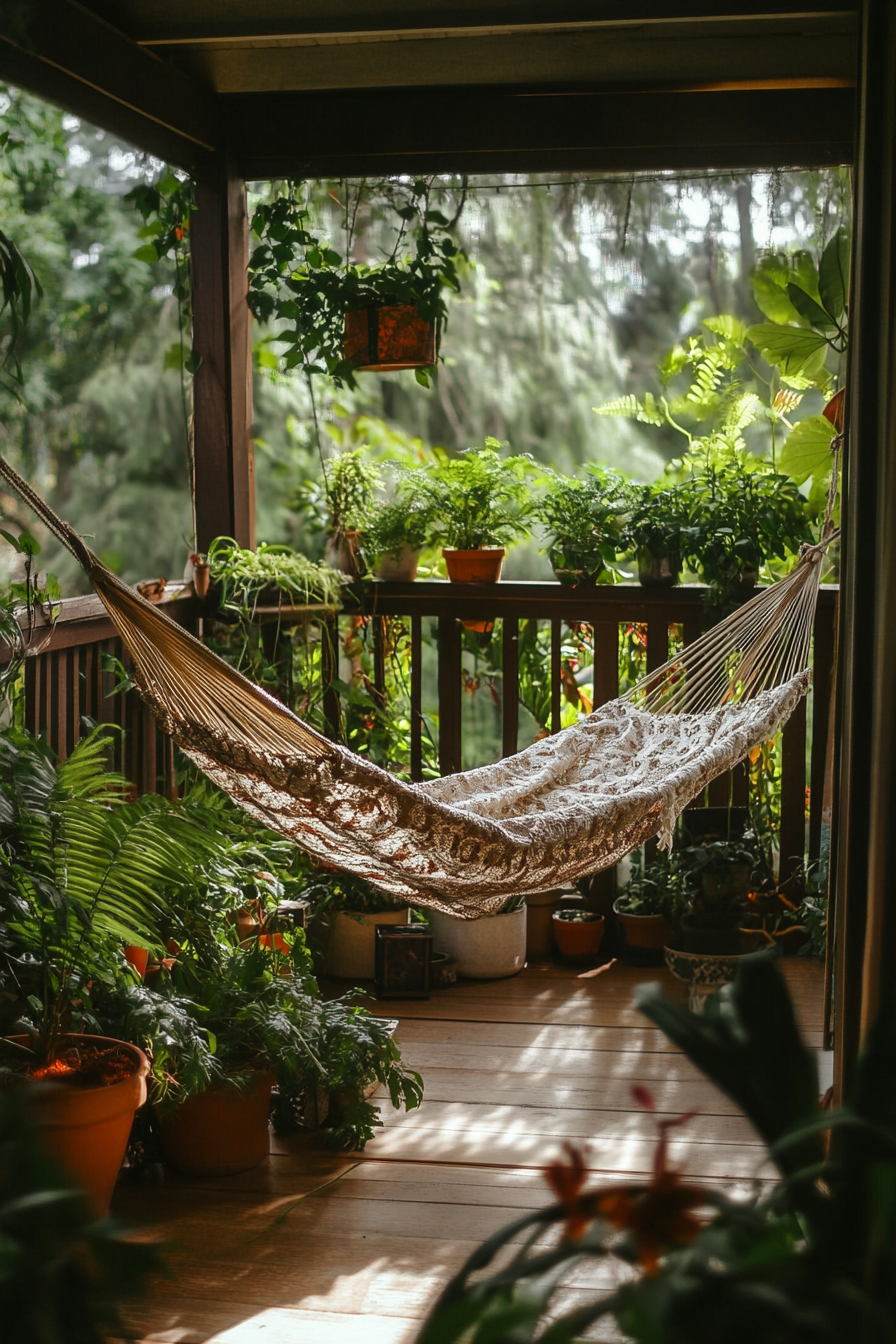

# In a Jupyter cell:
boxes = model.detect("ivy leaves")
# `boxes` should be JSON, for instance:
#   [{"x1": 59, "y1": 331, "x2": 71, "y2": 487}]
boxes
[{"x1": 747, "y1": 226, "x2": 849, "y2": 391}]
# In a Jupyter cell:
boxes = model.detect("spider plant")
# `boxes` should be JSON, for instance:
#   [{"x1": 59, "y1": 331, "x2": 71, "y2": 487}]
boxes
[{"x1": 0, "y1": 728, "x2": 217, "y2": 1066}]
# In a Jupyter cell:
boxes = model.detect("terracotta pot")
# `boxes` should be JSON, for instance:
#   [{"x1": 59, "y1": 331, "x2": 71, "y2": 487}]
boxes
[
  {"x1": 235, "y1": 899, "x2": 264, "y2": 943},
  {"x1": 325, "y1": 529, "x2": 365, "y2": 580},
  {"x1": 552, "y1": 910, "x2": 605, "y2": 961},
  {"x1": 10, "y1": 1033, "x2": 149, "y2": 1215},
  {"x1": 328, "y1": 909, "x2": 410, "y2": 980},
  {"x1": 637, "y1": 550, "x2": 680, "y2": 588},
  {"x1": 376, "y1": 546, "x2": 421, "y2": 582},
  {"x1": 123, "y1": 944, "x2": 149, "y2": 979},
  {"x1": 525, "y1": 889, "x2": 563, "y2": 959},
  {"x1": 613, "y1": 900, "x2": 671, "y2": 961},
  {"x1": 443, "y1": 548, "x2": 505, "y2": 584},
  {"x1": 159, "y1": 1072, "x2": 274, "y2": 1176},
  {"x1": 344, "y1": 304, "x2": 435, "y2": 373}
]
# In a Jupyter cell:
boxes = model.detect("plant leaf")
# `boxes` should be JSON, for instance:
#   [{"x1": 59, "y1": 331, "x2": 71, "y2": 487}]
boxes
[
  {"x1": 818, "y1": 225, "x2": 850, "y2": 324},
  {"x1": 746, "y1": 323, "x2": 829, "y2": 377},
  {"x1": 778, "y1": 415, "x2": 837, "y2": 484}
]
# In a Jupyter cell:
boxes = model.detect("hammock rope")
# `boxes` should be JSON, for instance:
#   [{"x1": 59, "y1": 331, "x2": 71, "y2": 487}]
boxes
[{"x1": 0, "y1": 454, "x2": 835, "y2": 916}]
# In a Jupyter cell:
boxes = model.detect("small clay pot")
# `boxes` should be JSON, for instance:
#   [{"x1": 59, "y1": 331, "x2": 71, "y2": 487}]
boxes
[
  {"x1": 191, "y1": 559, "x2": 211, "y2": 598},
  {"x1": 552, "y1": 910, "x2": 605, "y2": 961},
  {"x1": 613, "y1": 900, "x2": 671, "y2": 965}
]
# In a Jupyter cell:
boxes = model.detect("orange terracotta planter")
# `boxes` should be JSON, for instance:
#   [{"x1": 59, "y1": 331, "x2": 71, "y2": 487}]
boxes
[
  {"x1": 443, "y1": 548, "x2": 505, "y2": 584},
  {"x1": 159, "y1": 1072, "x2": 274, "y2": 1176},
  {"x1": 613, "y1": 901, "x2": 671, "y2": 952},
  {"x1": 344, "y1": 304, "x2": 435, "y2": 372},
  {"x1": 12, "y1": 1033, "x2": 149, "y2": 1216},
  {"x1": 552, "y1": 911, "x2": 605, "y2": 961}
]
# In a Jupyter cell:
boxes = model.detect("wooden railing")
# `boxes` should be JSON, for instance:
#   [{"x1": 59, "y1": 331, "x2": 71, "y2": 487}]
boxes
[{"x1": 7, "y1": 580, "x2": 838, "y2": 887}]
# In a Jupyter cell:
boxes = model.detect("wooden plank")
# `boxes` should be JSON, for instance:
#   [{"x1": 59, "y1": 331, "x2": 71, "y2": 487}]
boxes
[
  {"x1": 437, "y1": 616, "x2": 462, "y2": 775},
  {"x1": 410, "y1": 614, "x2": 423, "y2": 783},
  {"x1": 780, "y1": 693, "x2": 808, "y2": 885},
  {"x1": 502, "y1": 615, "x2": 519, "y2": 757},
  {"x1": 592, "y1": 621, "x2": 618, "y2": 709},
  {"x1": 551, "y1": 618, "x2": 562, "y2": 734},
  {"x1": 393, "y1": 1019, "x2": 684, "y2": 1053}
]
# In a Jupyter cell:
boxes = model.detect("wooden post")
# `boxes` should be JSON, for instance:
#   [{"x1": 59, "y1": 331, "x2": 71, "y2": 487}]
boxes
[
  {"x1": 191, "y1": 168, "x2": 254, "y2": 552},
  {"x1": 834, "y1": 0, "x2": 896, "y2": 1099}
]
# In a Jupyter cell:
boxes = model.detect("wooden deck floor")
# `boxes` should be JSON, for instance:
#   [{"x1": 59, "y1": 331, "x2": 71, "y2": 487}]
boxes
[{"x1": 116, "y1": 957, "x2": 827, "y2": 1344}]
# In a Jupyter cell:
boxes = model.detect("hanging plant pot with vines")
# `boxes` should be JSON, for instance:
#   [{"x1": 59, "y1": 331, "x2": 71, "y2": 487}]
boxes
[{"x1": 247, "y1": 177, "x2": 468, "y2": 390}]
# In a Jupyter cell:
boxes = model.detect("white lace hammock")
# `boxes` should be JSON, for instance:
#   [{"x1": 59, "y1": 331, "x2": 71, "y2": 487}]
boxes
[{"x1": 0, "y1": 455, "x2": 834, "y2": 917}]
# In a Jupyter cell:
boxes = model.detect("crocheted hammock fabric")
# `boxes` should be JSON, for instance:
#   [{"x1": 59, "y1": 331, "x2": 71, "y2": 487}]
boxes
[{"x1": 0, "y1": 455, "x2": 824, "y2": 918}]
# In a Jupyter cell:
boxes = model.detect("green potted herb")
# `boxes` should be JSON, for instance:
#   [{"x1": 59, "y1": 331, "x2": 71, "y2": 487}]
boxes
[
  {"x1": 367, "y1": 499, "x2": 433, "y2": 582},
  {"x1": 248, "y1": 178, "x2": 466, "y2": 389},
  {"x1": 622, "y1": 480, "x2": 697, "y2": 587},
  {"x1": 679, "y1": 448, "x2": 813, "y2": 605},
  {"x1": 207, "y1": 537, "x2": 346, "y2": 610},
  {"x1": 293, "y1": 448, "x2": 381, "y2": 579},
  {"x1": 404, "y1": 440, "x2": 537, "y2": 584},
  {"x1": 537, "y1": 467, "x2": 633, "y2": 586},
  {"x1": 614, "y1": 849, "x2": 693, "y2": 963},
  {"x1": 0, "y1": 729, "x2": 213, "y2": 1213}
]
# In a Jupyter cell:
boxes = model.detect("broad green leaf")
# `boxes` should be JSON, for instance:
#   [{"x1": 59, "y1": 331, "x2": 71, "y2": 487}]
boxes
[
  {"x1": 779, "y1": 414, "x2": 837, "y2": 484},
  {"x1": 746, "y1": 323, "x2": 828, "y2": 376},
  {"x1": 184, "y1": 348, "x2": 202, "y2": 375},
  {"x1": 131, "y1": 243, "x2": 159, "y2": 265},
  {"x1": 752, "y1": 257, "x2": 806, "y2": 325},
  {"x1": 818, "y1": 225, "x2": 850, "y2": 324},
  {"x1": 787, "y1": 283, "x2": 838, "y2": 331},
  {"x1": 163, "y1": 343, "x2": 183, "y2": 371}
]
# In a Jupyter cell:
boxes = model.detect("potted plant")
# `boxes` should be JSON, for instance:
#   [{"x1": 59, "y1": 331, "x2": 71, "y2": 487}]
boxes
[
  {"x1": 614, "y1": 848, "x2": 692, "y2": 964},
  {"x1": 292, "y1": 448, "x2": 381, "y2": 579},
  {"x1": 552, "y1": 908, "x2": 605, "y2": 961},
  {"x1": 0, "y1": 729, "x2": 211, "y2": 1213},
  {"x1": 678, "y1": 446, "x2": 813, "y2": 605},
  {"x1": 301, "y1": 869, "x2": 410, "y2": 980},
  {"x1": 428, "y1": 894, "x2": 527, "y2": 980},
  {"x1": 248, "y1": 178, "x2": 467, "y2": 389},
  {"x1": 537, "y1": 467, "x2": 633, "y2": 586},
  {"x1": 404, "y1": 440, "x2": 538, "y2": 584},
  {"x1": 622, "y1": 480, "x2": 696, "y2": 587},
  {"x1": 367, "y1": 499, "x2": 433, "y2": 582}
]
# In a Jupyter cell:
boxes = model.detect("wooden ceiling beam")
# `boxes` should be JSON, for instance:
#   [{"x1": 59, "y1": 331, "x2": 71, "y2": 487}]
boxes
[
  {"x1": 0, "y1": 0, "x2": 219, "y2": 173},
  {"x1": 225, "y1": 85, "x2": 855, "y2": 179}
]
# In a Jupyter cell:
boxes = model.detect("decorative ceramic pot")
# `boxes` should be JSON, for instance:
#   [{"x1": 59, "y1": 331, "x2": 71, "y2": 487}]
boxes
[
  {"x1": 159, "y1": 1072, "x2": 275, "y2": 1176},
  {"x1": 376, "y1": 546, "x2": 421, "y2": 582},
  {"x1": 613, "y1": 899, "x2": 671, "y2": 965},
  {"x1": 9, "y1": 1033, "x2": 149, "y2": 1215},
  {"x1": 431, "y1": 952, "x2": 459, "y2": 988},
  {"x1": 552, "y1": 910, "x2": 605, "y2": 961},
  {"x1": 429, "y1": 906, "x2": 526, "y2": 979},
  {"x1": 328, "y1": 909, "x2": 410, "y2": 980},
  {"x1": 664, "y1": 944, "x2": 750, "y2": 1013},
  {"x1": 344, "y1": 304, "x2": 435, "y2": 373},
  {"x1": 525, "y1": 889, "x2": 564, "y2": 959},
  {"x1": 637, "y1": 550, "x2": 680, "y2": 587}
]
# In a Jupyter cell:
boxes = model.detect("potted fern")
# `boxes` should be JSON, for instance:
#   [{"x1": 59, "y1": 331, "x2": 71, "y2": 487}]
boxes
[
  {"x1": 0, "y1": 729, "x2": 212, "y2": 1212},
  {"x1": 622, "y1": 481, "x2": 697, "y2": 587},
  {"x1": 537, "y1": 468, "x2": 633, "y2": 586},
  {"x1": 367, "y1": 500, "x2": 434, "y2": 582},
  {"x1": 404, "y1": 441, "x2": 538, "y2": 583}
]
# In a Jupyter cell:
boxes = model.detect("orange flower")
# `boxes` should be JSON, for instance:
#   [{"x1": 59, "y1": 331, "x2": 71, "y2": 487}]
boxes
[{"x1": 545, "y1": 1142, "x2": 590, "y2": 1240}]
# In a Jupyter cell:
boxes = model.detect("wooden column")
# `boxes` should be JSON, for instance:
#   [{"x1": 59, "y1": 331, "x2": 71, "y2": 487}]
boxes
[
  {"x1": 833, "y1": 0, "x2": 896, "y2": 1098},
  {"x1": 191, "y1": 167, "x2": 255, "y2": 552}
]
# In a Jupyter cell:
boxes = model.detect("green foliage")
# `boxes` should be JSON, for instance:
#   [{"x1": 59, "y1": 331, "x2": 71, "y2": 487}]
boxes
[
  {"x1": 403, "y1": 441, "x2": 539, "y2": 551},
  {"x1": 0, "y1": 729, "x2": 220, "y2": 1064},
  {"x1": 0, "y1": 216, "x2": 42, "y2": 396},
  {"x1": 248, "y1": 178, "x2": 467, "y2": 388},
  {"x1": 207, "y1": 537, "x2": 346, "y2": 610},
  {"x1": 536, "y1": 467, "x2": 633, "y2": 584},
  {"x1": 622, "y1": 480, "x2": 697, "y2": 562},
  {"x1": 0, "y1": 1089, "x2": 162, "y2": 1343},
  {"x1": 366, "y1": 501, "x2": 433, "y2": 564},
  {"x1": 419, "y1": 956, "x2": 896, "y2": 1344},
  {"x1": 747, "y1": 227, "x2": 849, "y2": 393},
  {"x1": 125, "y1": 172, "x2": 198, "y2": 375},
  {"x1": 778, "y1": 413, "x2": 838, "y2": 484},
  {"x1": 615, "y1": 848, "x2": 694, "y2": 923}
]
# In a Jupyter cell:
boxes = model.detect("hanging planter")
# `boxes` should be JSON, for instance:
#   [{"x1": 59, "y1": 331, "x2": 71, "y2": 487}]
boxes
[{"x1": 344, "y1": 305, "x2": 435, "y2": 373}]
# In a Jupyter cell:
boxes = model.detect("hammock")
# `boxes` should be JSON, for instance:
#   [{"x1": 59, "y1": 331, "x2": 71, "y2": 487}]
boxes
[{"x1": 0, "y1": 455, "x2": 832, "y2": 917}]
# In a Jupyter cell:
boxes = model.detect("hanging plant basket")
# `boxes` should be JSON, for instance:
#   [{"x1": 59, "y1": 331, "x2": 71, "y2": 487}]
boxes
[{"x1": 344, "y1": 304, "x2": 435, "y2": 373}]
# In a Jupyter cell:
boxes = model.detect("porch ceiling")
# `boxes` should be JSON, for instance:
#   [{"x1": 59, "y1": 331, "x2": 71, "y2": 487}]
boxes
[{"x1": 0, "y1": 1, "x2": 857, "y2": 176}]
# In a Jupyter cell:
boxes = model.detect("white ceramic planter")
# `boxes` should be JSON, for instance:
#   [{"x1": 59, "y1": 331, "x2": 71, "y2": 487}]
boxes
[
  {"x1": 329, "y1": 909, "x2": 409, "y2": 979},
  {"x1": 429, "y1": 907, "x2": 527, "y2": 979}
]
